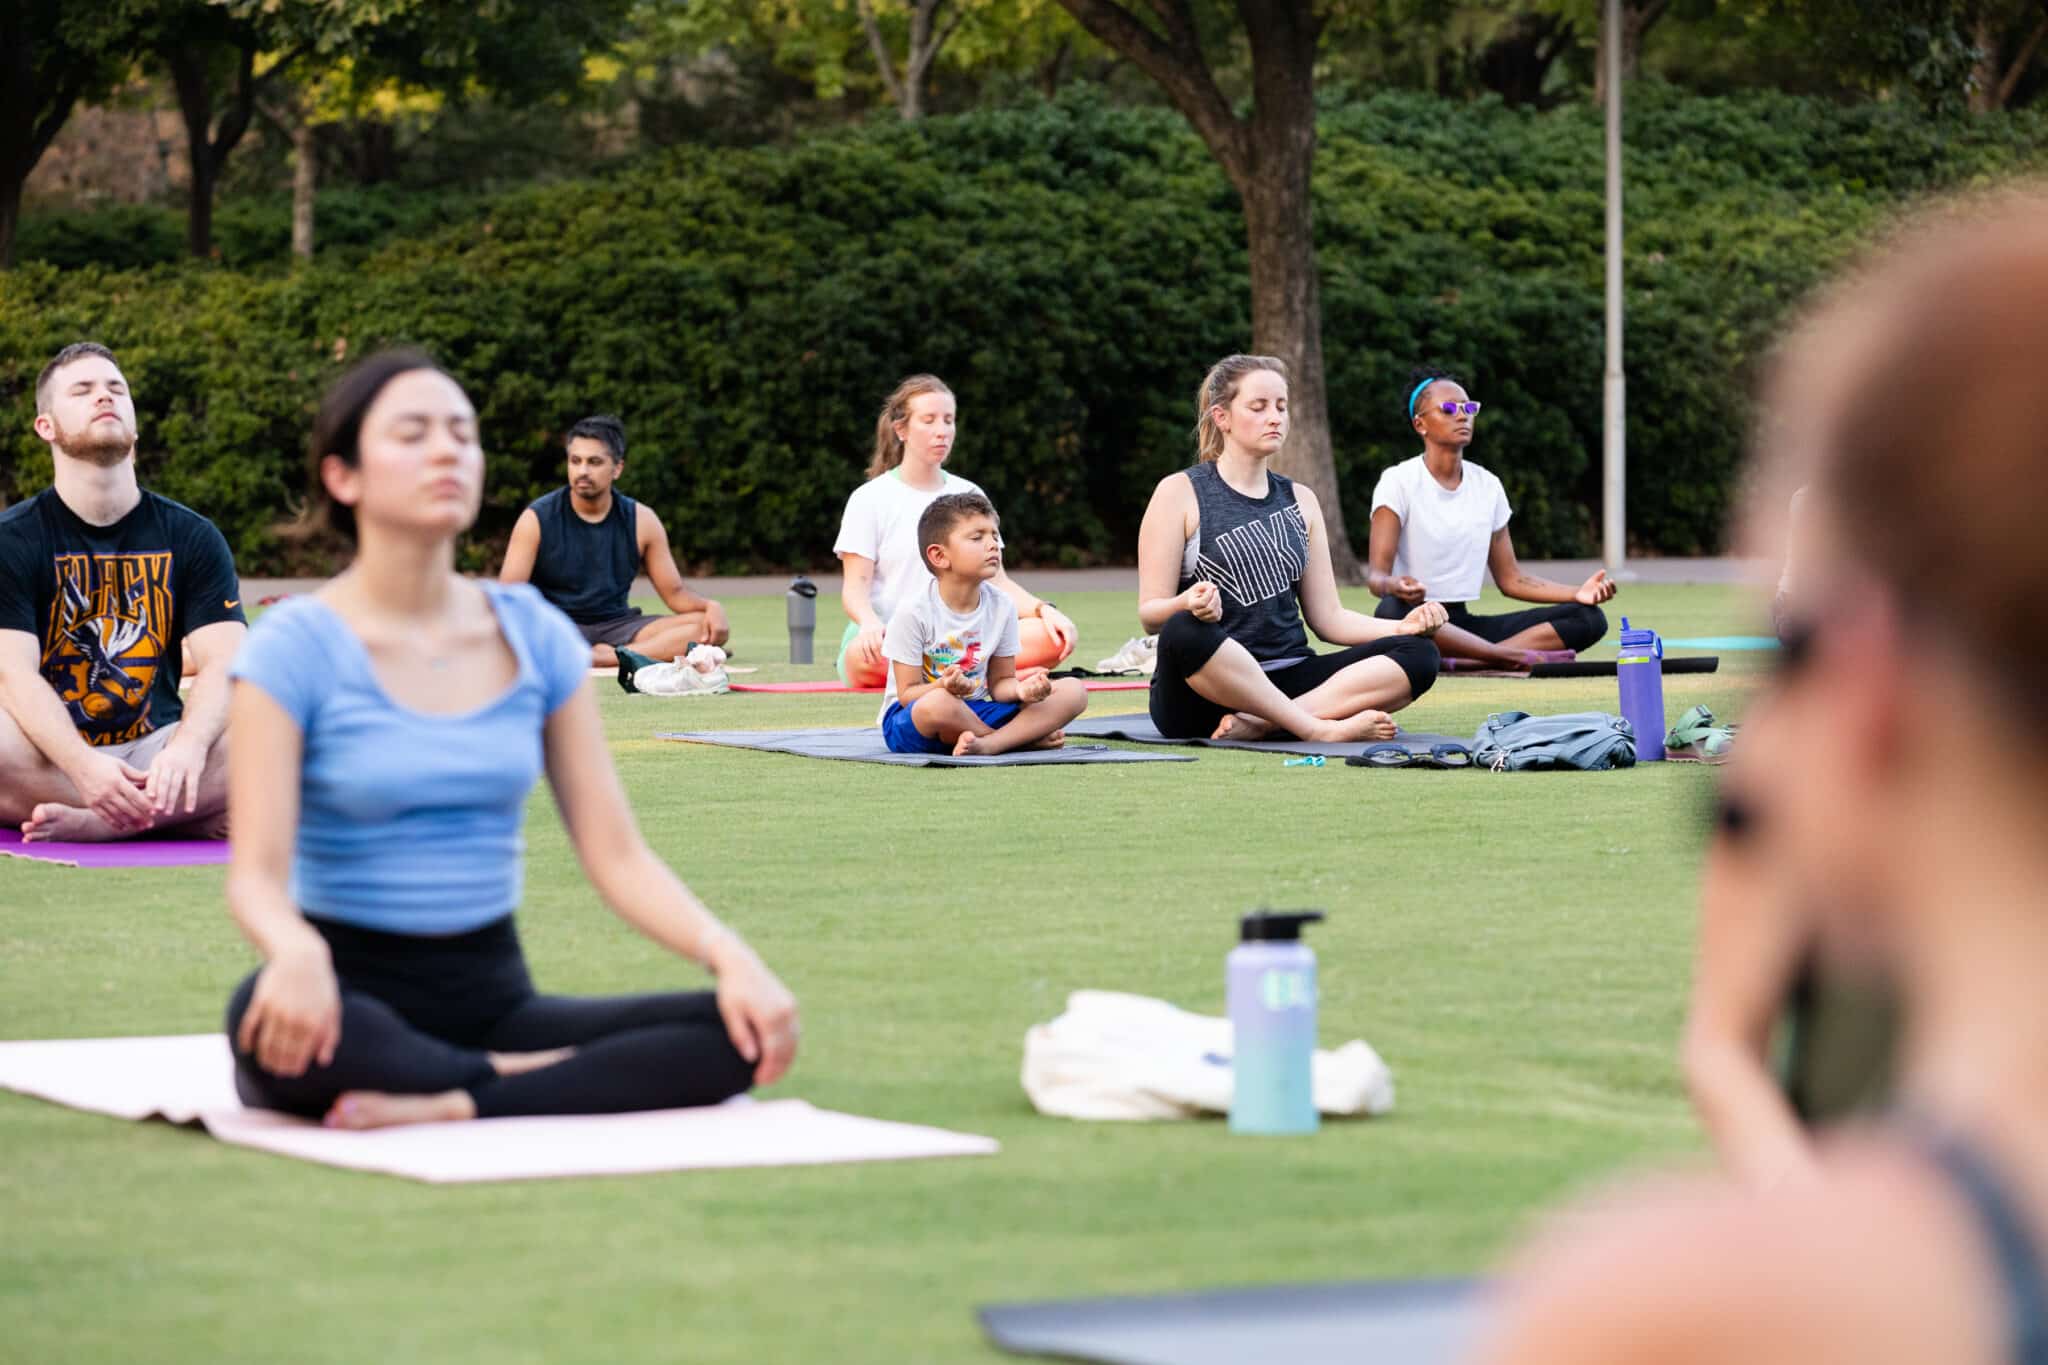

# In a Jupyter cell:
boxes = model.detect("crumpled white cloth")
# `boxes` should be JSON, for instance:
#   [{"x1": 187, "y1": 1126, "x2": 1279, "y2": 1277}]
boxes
[{"x1": 1021, "y1": 990, "x2": 1396, "y2": 1121}]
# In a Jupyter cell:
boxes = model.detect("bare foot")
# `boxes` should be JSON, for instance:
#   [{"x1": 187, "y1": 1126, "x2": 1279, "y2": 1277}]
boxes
[
  {"x1": 488, "y1": 1047, "x2": 573, "y2": 1076},
  {"x1": 952, "y1": 731, "x2": 982, "y2": 757},
  {"x1": 1336, "y1": 709, "x2": 1398, "y2": 743},
  {"x1": 1027, "y1": 730, "x2": 1067, "y2": 751},
  {"x1": 324, "y1": 1089, "x2": 476, "y2": 1129},
  {"x1": 21, "y1": 802, "x2": 126, "y2": 843},
  {"x1": 1211, "y1": 712, "x2": 1275, "y2": 742}
]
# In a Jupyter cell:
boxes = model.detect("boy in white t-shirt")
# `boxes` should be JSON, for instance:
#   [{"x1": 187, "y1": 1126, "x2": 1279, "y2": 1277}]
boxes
[{"x1": 880, "y1": 493, "x2": 1088, "y2": 756}]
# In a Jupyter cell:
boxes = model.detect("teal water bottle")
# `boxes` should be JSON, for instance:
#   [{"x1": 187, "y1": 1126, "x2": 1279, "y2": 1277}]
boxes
[{"x1": 1228, "y1": 910, "x2": 1325, "y2": 1135}]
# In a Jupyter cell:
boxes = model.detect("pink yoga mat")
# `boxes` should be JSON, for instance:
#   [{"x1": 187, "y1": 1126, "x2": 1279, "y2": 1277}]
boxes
[
  {"x1": 0, "y1": 828, "x2": 229, "y2": 869},
  {"x1": 731, "y1": 679, "x2": 1150, "y2": 694}
]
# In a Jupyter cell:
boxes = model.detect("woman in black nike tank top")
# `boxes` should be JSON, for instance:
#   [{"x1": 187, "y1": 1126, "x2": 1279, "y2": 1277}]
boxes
[
  {"x1": 1474, "y1": 200, "x2": 2048, "y2": 1365},
  {"x1": 1134, "y1": 354, "x2": 1447, "y2": 742}
]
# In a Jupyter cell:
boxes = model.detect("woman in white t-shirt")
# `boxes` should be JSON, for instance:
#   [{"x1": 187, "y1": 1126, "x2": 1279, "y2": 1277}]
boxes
[
  {"x1": 1366, "y1": 372, "x2": 1617, "y2": 667},
  {"x1": 833, "y1": 375, "x2": 1078, "y2": 688}
]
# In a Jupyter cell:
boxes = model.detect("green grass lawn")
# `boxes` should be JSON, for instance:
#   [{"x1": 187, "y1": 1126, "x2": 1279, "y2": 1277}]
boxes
[{"x1": 0, "y1": 583, "x2": 1769, "y2": 1364}]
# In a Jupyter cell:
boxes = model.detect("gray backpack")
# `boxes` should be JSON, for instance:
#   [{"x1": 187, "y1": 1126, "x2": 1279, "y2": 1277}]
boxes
[{"x1": 1471, "y1": 711, "x2": 1637, "y2": 771}]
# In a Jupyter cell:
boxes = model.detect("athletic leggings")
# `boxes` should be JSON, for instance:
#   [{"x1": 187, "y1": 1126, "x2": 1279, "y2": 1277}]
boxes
[
  {"x1": 224, "y1": 915, "x2": 752, "y2": 1120},
  {"x1": 1373, "y1": 597, "x2": 1608, "y2": 652},
  {"x1": 1148, "y1": 609, "x2": 1440, "y2": 739}
]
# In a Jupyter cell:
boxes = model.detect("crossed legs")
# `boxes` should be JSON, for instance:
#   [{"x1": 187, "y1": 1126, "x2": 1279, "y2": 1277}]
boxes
[
  {"x1": 227, "y1": 973, "x2": 753, "y2": 1129},
  {"x1": 589, "y1": 610, "x2": 727, "y2": 670},
  {"x1": 0, "y1": 711, "x2": 228, "y2": 841},
  {"x1": 1149, "y1": 611, "x2": 1440, "y2": 742},
  {"x1": 907, "y1": 678, "x2": 1089, "y2": 756},
  {"x1": 1375, "y1": 598, "x2": 1607, "y2": 667}
]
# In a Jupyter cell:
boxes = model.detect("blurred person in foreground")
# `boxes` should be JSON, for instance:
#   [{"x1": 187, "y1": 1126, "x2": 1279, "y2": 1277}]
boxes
[{"x1": 1473, "y1": 193, "x2": 2048, "y2": 1364}]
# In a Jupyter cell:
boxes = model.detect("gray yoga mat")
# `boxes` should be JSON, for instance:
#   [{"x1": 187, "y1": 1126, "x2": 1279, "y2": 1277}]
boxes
[
  {"x1": 979, "y1": 1277, "x2": 1488, "y2": 1365},
  {"x1": 1062, "y1": 713, "x2": 1470, "y2": 758},
  {"x1": 657, "y1": 728, "x2": 1195, "y2": 767}
]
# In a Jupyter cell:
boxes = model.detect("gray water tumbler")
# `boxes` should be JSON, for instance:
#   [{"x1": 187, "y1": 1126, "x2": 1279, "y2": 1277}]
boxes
[{"x1": 787, "y1": 575, "x2": 818, "y2": 664}]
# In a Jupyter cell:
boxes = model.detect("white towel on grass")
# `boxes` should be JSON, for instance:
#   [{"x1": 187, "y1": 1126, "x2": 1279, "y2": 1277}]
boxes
[
  {"x1": 0, "y1": 1034, "x2": 998, "y2": 1182},
  {"x1": 1021, "y1": 991, "x2": 1395, "y2": 1121}
]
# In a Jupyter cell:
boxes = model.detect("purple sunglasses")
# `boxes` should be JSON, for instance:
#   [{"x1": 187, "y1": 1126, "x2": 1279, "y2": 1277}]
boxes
[{"x1": 1431, "y1": 401, "x2": 1482, "y2": 416}]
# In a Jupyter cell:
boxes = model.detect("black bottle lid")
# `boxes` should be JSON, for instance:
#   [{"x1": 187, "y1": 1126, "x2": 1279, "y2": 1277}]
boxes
[
  {"x1": 789, "y1": 574, "x2": 818, "y2": 598},
  {"x1": 1239, "y1": 909, "x2": 1326, "y2": 942}
]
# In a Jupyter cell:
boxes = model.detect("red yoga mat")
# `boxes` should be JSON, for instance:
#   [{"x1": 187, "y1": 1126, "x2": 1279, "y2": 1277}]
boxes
[{"x1": 731, "y1": 680, "x2": 1150, "y2": 694}]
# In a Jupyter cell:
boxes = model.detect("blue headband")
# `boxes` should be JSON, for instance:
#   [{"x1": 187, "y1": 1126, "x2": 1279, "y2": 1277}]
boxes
[{"x1": 1407, "y1": 377, "x2": 1437, "y2": 420}]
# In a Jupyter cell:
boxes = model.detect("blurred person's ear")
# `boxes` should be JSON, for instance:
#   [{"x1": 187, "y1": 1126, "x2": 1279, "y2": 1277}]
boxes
[{"x1": 1826, "y1": 593, "x2": 1913, "y2": 794}]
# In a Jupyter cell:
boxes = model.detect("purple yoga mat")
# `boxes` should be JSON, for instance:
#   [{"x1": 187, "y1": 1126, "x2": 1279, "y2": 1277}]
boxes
[{"x1": 0, "y1": 828, "x2": 229, "y2": 869}]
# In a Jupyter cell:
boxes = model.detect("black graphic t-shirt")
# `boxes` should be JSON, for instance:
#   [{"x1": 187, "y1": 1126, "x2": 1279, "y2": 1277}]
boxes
[{"x1": 0, "y1": 489, "x2": 246, "y2": 746}]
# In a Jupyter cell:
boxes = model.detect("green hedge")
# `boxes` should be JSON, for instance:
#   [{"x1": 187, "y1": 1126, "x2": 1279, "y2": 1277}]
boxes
[
  {"x1": 6, "y1": 89, "x2": 2045, "y2": 573},
  {"x1": 15, "y1": 186, "x2": 488, "y2": 272}
]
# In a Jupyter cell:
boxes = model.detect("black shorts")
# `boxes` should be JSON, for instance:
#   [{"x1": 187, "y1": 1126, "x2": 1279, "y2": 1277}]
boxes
[
  {"x1": 1147, "y1": 610, "x2": 1440, "y2": 739},
  {"x1": 1374, "y1": 597, "x2": 1608, "y2": 652},
  {"x1": 576, "y1": 610, "x2": 649, "y2": 648}
]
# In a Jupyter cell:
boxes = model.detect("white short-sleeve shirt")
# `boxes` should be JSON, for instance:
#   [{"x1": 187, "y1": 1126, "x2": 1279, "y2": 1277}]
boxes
[
  {"x1": 880, "y1": 578, "x2": 1020, "y2": 705},
  {"x1": 1370, "y1": 455, "x2": 1512, "y2": 604},
  {"x1": 833, "y1": 469, "x2": 987, "y2": 628}
]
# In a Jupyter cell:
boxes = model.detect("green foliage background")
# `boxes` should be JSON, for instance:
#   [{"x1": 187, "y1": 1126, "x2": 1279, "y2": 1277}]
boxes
[{"x1": 6, "y1": 88, "x2": 2045, "y2": 573}]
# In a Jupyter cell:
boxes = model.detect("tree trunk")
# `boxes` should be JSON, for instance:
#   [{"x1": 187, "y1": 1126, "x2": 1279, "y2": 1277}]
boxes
[
  {"x1": 1, "y1": 6, "x2": 99, "y2": 272},
  {"x1": 1239, "y1": 14, "x2": 1357, "y2": 579},
  {"x1": 166, "y1": 41, "x2": 258, "y2": 259},
  {"x1": 291, "y1": 115, "x2": 316, "y2": 261},
  {"x1": 0, "y1": 171, "x2": 21, "y2": 273},
  {"x1": 167, "y1": 45, "x2": 219, "y2": 258},
  {"x1": 1971, "y1": 17, "x2": 2002, "y2": 111},
  {"x1": 1053, "y1": 0, "x2": 1358, "y2": 576},
  {"x1": 1983, "y1": 14, "x2": 2048, "y2": 111}
]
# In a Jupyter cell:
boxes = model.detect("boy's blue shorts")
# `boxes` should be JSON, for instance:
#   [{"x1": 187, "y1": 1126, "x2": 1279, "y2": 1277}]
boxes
[{"x1": 881, "y1": 697, "x2": 1022, "y2": 754}]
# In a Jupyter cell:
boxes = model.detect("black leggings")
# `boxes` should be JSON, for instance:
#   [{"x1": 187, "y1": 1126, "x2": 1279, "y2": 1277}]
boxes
[
  {"x1": 1148, "y1": 610, "x2": 1440, "y2": 739},
  {"x1": 1374, "y1": 597, "x2": 1608, "y2": 651},
  {"x1": 225, "y1": 916, "x2": 752, "y2": 1120}
]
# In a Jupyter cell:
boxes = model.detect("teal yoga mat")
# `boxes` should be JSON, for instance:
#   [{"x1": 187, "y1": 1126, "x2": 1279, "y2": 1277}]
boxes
[{"x1": 1663, "y1": 635, "x2": 1779, "y2": 651}]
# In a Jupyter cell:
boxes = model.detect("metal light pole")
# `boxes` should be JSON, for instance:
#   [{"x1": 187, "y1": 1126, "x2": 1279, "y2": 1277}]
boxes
[{"x1": 1602, "y1": 0, "x2": 1627, "y2": 573}]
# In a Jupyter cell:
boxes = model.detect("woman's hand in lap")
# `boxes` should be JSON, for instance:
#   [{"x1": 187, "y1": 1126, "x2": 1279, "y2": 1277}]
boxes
[
  {"x1": 1184, "y1": 581, "x2": 1223, "y2": 622},
  {"x1": 1401, "y1": 602, "x2": 1448, "y2": 636},
  {"x1": 710, "y1": 937, "x2": 800, "y2": 1086},
  {"x1": 1391, "y1": 575, "x2": 1428, "y2": 605},
  {"x1": 238, "y1": 937, "x2": 341, "y2": 1078},
  {"x1": 1576, "y1": 570, "x2": 1618, "y2": 606},
  {"x1": 1038, "y1": 605, "x2": 1078, "y2": 652},
  {"x1": 852, "y1": 624, "x2": 886, "y2": 668}
]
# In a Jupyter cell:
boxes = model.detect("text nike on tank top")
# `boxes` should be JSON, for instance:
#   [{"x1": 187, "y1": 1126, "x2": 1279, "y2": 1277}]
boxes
[{"x1": 1178, "y1": 462, "x2": 1312, "y2": 664}]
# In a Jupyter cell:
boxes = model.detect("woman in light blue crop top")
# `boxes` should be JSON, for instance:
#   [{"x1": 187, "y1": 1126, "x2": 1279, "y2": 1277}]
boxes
[{"x1": 223, "y1": 351, "x2": 797, "y2": 1129}]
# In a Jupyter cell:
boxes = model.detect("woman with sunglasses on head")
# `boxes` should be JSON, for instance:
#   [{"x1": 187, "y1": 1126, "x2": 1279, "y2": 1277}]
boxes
[
  {"x1": 223, "y1": 351, "x2": 797, "y2": 1129},
  {"x1": 1367, "y1": 370, "x2": 1615, "y2": 669},
  {"x1": 1474, "y1": 197, "x2": 2048, "y2": 1365}
]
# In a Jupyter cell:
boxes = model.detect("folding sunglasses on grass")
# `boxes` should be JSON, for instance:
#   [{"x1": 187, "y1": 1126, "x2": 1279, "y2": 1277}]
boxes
[{"x1": 1344, "y1": 742, "x2": 1475, "y2": 770}]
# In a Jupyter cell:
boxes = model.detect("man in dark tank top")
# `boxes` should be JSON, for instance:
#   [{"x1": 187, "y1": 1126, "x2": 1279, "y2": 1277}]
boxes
[{"x1": 499, "y1": 415, "x2": 729, "y2": 668}]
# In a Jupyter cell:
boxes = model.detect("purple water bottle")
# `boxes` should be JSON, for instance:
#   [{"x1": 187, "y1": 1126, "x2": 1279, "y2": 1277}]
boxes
[
  {"x1": 1228, "y1": 910, "x2": 1325, "y2": 1135},
  {"x1": 1616, "y1": 617, "x2": 1665, "y2": 763}
]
